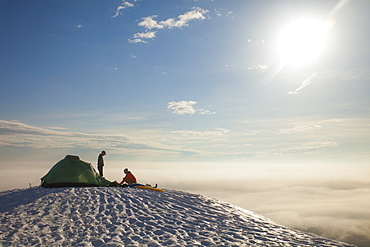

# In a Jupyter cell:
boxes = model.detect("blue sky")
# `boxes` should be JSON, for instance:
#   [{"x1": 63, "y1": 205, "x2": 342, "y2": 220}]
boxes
[
  {"x1": 1, "y1": 0, "x2": 369, "y2": 164},
  {"x1": 1, "y1": 0, "x2": 370, "y2": 243}
]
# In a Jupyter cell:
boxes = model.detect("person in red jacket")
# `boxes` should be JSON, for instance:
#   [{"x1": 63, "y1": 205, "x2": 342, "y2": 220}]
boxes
[{"x1": 119, "y1": 168, "x2": 137, "y2": 186}]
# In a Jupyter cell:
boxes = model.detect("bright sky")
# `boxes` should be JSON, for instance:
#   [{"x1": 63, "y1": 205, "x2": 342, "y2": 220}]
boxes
[{"x1": 1, "y1": 0, "x2": 370, "y2": 243}]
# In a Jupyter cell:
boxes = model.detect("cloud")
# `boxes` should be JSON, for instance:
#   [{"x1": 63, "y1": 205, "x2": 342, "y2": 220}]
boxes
[
  {"x1": 171, "y1": 128, "x2": 230, "y2": 141},
  {"x1": 248, "y1": 65, "x2": 268, "y2": 70},
  {"x1": 138, "y1": 15, "x2": 165, "y2": 30},
  {"x1": 214, "y1": 9, "x2": 236, "y2": 19},
  {"x1": 274, "y1": 141, "x2": 339, "y2": 154},
  {"x1": 278, "y1": 123, "x2": 322, "y2": 134},
  {"x1": 134, "y1": 32, "x2": 157, "y2": 39},
  {"x1": 129, "y1": 31, "x2": 157, "y2": 43},
  {"x1": 242, "y1": 130, "x2": 262, "y2": 136},
  {"x1": 167, "y1": 7, "x2": 208, "y2": 28},
  {"x1": 0, "y1": 120, "x2": 192, "y2": 156},
  {"x1": 277, "y1": 119, "x2": 344, "y2": 134},
  {"x1": 156, "y1": 161, "x2": 370, "y2": 247},
  {"x1": 0, "y1": 120, "x2": 64, "y2": 137},
  {"x1": 247, "y1": 39, "x2": 265, "y2": 45},
  {"x1": 203, "y1": 141, "x2": 339, "y2": 159},
  {"x1": 129, "y1": 38, "x2": 147, "y2": 44},
  {"x1": 252, "y1": 141, "x2": 339, "y2": 159},
  {"x1": 167, "y1": 101, "x2": 215, "y2": 115},
  {"x1": 197, "y1": 109, "x2": 216, "y2": 115},
  {"x1": 111, "y1": 0, "x2": 135, "y2": 18},
  {"x1": 214, "y1": 9, "x2": 222, "y2": 17},
  {"x1": 45, "y1": 126, "x2": 67, "y2": 130},
  {"x1": 129, "y1": 7, "x2": 209, "y2": 43},
  {"x1": 138, "y1": 7, "x2": 209, "y2": 30},
  {"x1": 288, "y1": 72, "x2": 317, "y2": 95},
  {"x1": 167, "y1": 101, "x2": 197, "y2": 115}
]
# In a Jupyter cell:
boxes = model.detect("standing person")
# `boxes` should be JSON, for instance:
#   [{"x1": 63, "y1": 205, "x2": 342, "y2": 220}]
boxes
[
  {"x1": 97, "y1": 151, "x2": 106, "y2": 177},
  {"x1": 119, "y1": 168, "x2": 137, "y2": 186}
]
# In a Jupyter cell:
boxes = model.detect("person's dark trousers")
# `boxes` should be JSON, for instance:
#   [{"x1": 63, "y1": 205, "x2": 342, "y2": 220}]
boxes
[{"x1": 98, "y1": 166, "x2": 103, "y2": 177}]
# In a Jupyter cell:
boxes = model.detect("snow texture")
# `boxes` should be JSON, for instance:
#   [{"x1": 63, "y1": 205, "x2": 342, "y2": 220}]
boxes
[{"x1": 0, "y1": 187, "x2": 355, "y2": 246}]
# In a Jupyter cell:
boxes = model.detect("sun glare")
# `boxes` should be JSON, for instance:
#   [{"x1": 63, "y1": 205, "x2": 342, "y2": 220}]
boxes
[{"x1": 278, "y1": 19, "x2": 326, "y2": 66}]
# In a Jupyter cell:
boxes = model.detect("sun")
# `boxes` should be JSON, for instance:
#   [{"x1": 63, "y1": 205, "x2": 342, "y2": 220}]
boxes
[{"x1": 278, "y1": 19, "x2": 326, "y2": 66}]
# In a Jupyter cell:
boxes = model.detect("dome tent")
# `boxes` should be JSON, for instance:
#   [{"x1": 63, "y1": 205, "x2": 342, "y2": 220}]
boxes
[{"x1": 41, "y1": 155, "x2": 112, "y2": 188}]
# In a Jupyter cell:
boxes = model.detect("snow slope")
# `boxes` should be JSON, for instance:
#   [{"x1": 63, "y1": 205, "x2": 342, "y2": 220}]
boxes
[{"x1": 0, "y1": 187, "x2": 355, "y2": 246}]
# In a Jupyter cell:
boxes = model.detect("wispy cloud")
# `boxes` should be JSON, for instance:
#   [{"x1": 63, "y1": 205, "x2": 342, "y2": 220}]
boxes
[
  {"x1": 46, "y1": 126, "x2": 67, "y2": 130},
  {"x1": 242, "y1": 130, "x2": 263, "y2": 136},
  {"x1": 129, "y1": 31, "x2": 157, "y2": 44},
  {"x1": 171, "y1": 128, "x2": 230, "y2": 141},
  {"x1": 278, "y1": 123, "x2": 322, "y2": 134},
  {"x1": 262, "y1": 141, "x2": 339, "y2": 156},
  {"x1": 214, "y1": 9, "x2": 236, "y2": 19},
  {"x1": 111, "y1": 0, "x2": 136, "y2": 18},
  {"x1": 0, "y1": 120, "x2": 191, "y2": 156},
  {"x1": 288, "y1": 72, "x2": 317, "y2": 95},
  {"x1": 199, "y1": 141, "x2": 339, "y2": 159},
  {"x1": 167, "y1": 101, "x2": 215, "y2": 115},
  {"x1": 197, "y1": 109, "x2": 216, "y2": 115},
  {"x1": 278, "y1": 119, "x2": 343, "y2": 134},
  {"x1": 248, "y1": 65, "x2": 268, "y2": 70},
  {"x1": 129, "y1": 7, "x2": 209, "y2": 43},
  {"x1": 0, "y1": 117, "x2": 361, "y2": 161},
  {"x1": 247, "y1": 39, "x2": 265, "y2": 45}
]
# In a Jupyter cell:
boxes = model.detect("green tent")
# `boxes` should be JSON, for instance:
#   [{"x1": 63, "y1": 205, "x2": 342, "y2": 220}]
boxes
[{"x1": 41, "y1": 155, "x2": 112, "y2": 188}]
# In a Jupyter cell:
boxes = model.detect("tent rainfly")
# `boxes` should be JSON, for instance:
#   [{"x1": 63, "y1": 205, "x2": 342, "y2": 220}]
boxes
[{"x1": 41, "y1": 155, "x2": 112, "y2": 188}]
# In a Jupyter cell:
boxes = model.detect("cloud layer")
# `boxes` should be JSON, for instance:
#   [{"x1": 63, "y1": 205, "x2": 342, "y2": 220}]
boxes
[
  {"x1": 0, "y1": 120, "x2": 190, "y2": 157},
  {"x1": 147, "y1": 162, "x2": 370, "y2": 247},
  {"x1": 0, "y1": 117, "x2": 352, "y2": 161}
]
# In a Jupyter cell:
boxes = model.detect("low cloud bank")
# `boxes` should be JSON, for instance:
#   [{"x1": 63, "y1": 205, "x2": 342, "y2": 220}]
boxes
[
  {"x1": 136, "y1": 162, "x2": 370, "y2": 247},
  {"x1": 1, "y1": 161, "x2": 368, "y2": 246}
]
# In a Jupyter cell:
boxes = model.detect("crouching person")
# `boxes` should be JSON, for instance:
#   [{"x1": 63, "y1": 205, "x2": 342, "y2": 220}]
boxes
[{"x1": 119, "y1": 168, "x2": 137, "y2": 187}]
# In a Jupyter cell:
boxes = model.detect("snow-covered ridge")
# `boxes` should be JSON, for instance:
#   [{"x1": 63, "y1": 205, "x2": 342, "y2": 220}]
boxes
[{"x1": 0, "y1": 187, "x2": 355, "y2": 246}]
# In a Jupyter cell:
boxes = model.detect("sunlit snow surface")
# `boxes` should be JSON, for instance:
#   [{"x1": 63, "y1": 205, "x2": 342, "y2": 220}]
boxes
[{"x1": 0, "y1": 187, "x2": 354, "y2": 246}]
